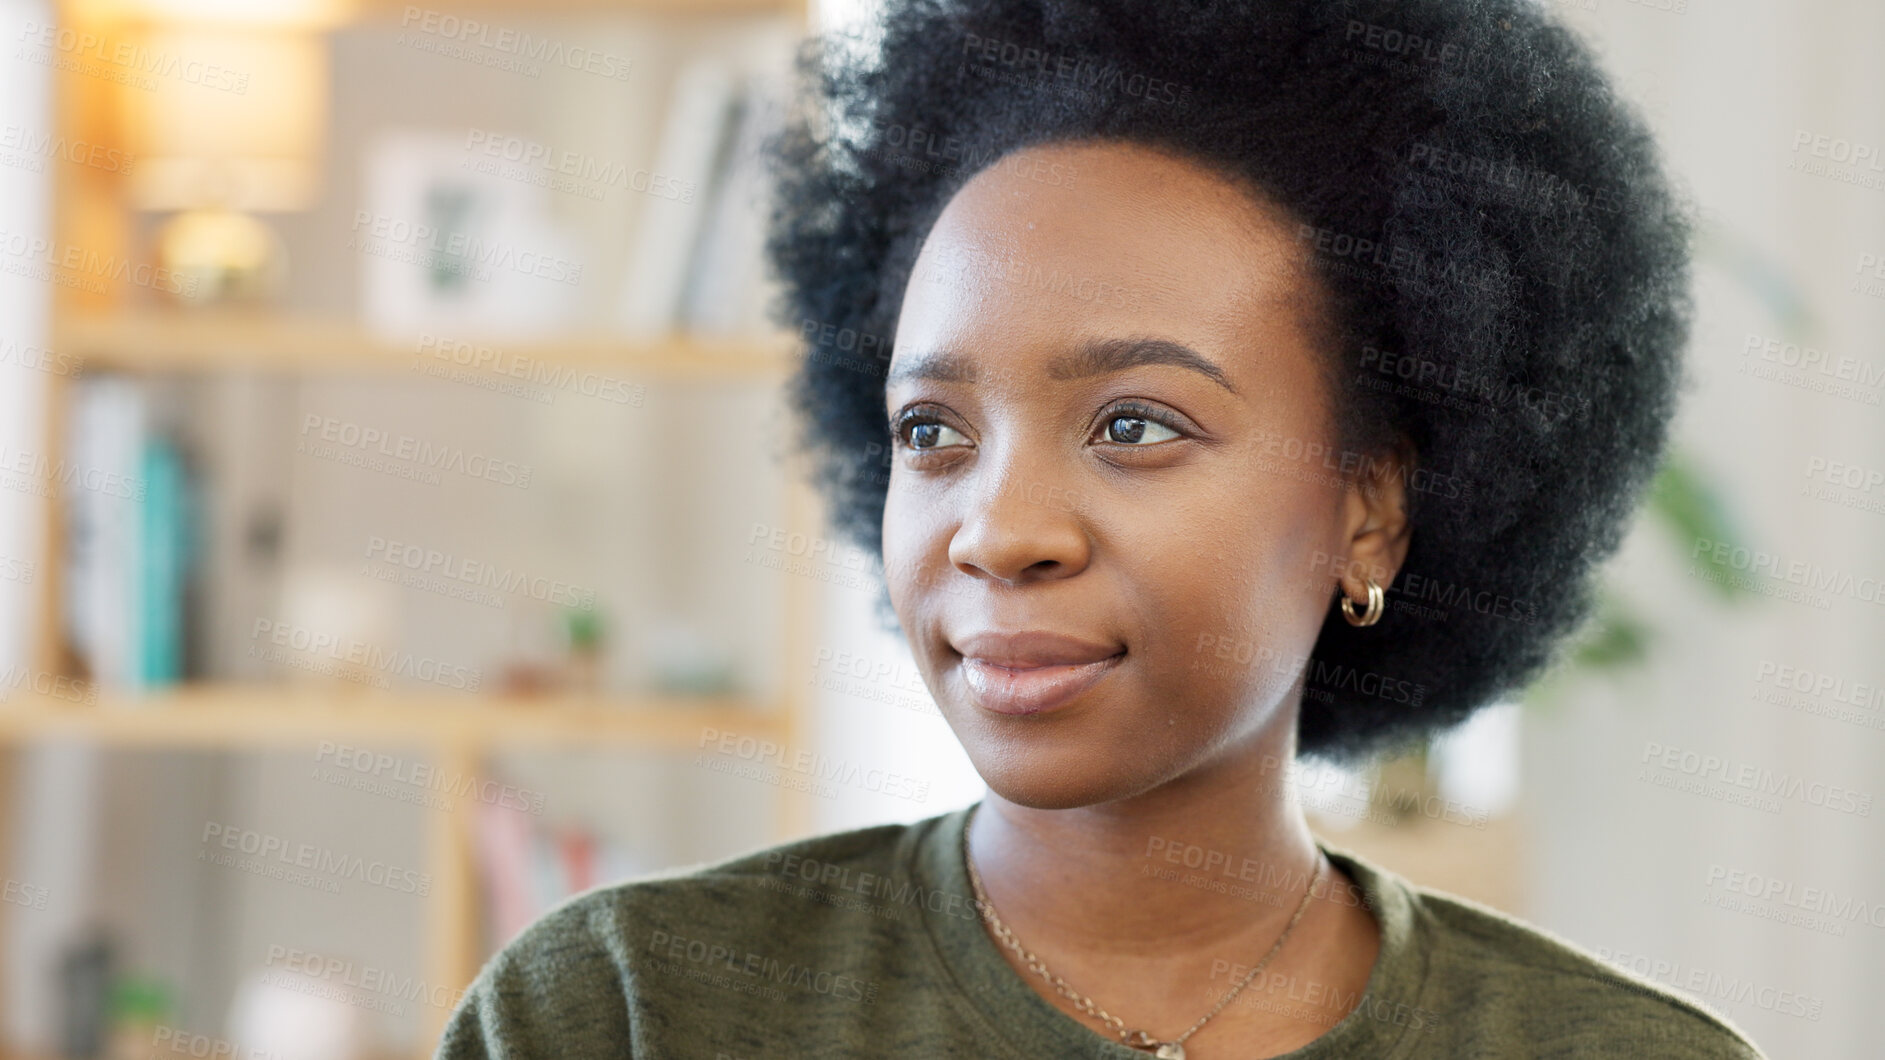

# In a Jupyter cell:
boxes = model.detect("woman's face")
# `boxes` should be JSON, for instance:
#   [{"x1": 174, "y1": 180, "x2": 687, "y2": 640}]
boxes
[{"x1": 884, "y1": 140, "x2": 1404, "y2": 809}]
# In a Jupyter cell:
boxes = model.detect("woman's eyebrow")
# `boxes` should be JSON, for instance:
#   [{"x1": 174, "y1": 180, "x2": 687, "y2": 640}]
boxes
[{"x1": 886, "y1": 337, "x2": 1239, "y2": 395}]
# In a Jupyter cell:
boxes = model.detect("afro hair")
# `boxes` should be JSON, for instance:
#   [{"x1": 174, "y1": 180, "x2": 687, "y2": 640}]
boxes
[{"x1": 761, "y1": 0, "x2": 1695, "y2": 765}]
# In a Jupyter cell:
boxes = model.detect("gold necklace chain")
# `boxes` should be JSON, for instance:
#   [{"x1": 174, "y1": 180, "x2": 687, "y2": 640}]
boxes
[{"x1": 961, "y1": 804, "x2": 1324, "y2": 1060}]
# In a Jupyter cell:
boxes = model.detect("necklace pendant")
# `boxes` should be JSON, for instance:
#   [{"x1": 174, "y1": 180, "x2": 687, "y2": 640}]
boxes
[{"x1": 1125, "y1": 1035, "x2": 1185, "y2": 1060}]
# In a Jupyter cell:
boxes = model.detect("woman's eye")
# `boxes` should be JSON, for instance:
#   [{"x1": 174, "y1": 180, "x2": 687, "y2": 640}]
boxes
[
  {"x1": 904, "y1": 420, "x2": 969, "y2": 450},
  {"x1": 1101, "y1": 414, "x2": 1181, "y2": 445}
]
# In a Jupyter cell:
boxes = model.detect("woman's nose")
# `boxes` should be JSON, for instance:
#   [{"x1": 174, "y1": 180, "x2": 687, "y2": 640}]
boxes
[{"x1": 946, "y1": 451, "x2": 1092, "y2": 585}]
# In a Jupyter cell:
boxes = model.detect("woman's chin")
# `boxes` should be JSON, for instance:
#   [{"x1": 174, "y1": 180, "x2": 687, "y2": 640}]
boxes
[
  {"x1": 958, "y1": 740, "x2": 1168, "y2": 810},
  {"x1": 975, "y1": 773, "x2": 1123, "y2": 811}
]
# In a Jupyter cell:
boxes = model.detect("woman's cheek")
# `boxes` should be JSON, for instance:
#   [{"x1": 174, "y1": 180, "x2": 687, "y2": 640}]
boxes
[{"x1": 880, "y1": 488, "x2": 922, "y2": 612}]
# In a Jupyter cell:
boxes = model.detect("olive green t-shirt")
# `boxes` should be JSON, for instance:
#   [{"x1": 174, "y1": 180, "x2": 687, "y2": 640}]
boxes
[{"x1": 435, "y1": 802, "x2": 1768, "y2": 1059}]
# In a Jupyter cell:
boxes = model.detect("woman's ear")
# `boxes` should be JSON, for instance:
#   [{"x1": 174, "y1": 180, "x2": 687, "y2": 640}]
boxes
[{"x1": 1338, "y1": 435, "x2": 1416, "y2": 598}]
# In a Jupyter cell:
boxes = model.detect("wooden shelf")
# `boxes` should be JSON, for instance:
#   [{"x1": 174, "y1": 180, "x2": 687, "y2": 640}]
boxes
[
  {"x1": 348, "y1": 0, "x2": 806, "y2": 19},
  {"x1": 55, "y1": 313, "x2": 798, "y2": 380},
  {"x1": 54, "y1": 0, "x2": 805, "y2": 26},
  {"x1": 0, "y1": 684, "x2": 789, "y2": 751}
]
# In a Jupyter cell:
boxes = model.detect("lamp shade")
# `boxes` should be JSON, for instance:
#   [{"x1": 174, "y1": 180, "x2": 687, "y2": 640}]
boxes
[
  {"x1": 68, "y1": 0, "x2": 351, "y2": 26},
  {"x1": 122, "y1": 26, "x2": 327, "y2": 212}
]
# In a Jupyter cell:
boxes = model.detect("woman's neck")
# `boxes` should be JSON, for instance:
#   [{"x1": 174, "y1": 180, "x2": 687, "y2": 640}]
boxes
[
  {"x1": 962, "y1": 723, "x2": 1383, "y2": 1053},
  {"x1": 966, "y1": 733, "x2": 1323, "y2": 955}
]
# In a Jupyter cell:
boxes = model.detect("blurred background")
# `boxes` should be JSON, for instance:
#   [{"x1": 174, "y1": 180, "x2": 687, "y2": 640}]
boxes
[{"x1": 0, "y1": 0, "x2": 1877, "y2": 1057}]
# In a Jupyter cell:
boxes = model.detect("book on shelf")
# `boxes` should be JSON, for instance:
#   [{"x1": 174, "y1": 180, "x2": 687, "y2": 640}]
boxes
[
  {"x1": 136, "y1": 435, "x2": 192, "y2": 688},
  {"x1": 618, "y1": 58, "x2": 790, "y2": 340},
  {"x1": 677, "y1": 67, "x2": 791, "y2": 337},
  {"x1": 616, "y1": 56, "x2": 742, "y2": 338},
  {"x1": 62, "y1": 376, "x2": 201, "y2": 696}
]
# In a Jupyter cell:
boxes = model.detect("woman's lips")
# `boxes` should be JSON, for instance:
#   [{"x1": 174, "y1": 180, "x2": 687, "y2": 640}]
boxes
[{"x1": 958, "y1": 651, "x2": 1125, "y2": 715}]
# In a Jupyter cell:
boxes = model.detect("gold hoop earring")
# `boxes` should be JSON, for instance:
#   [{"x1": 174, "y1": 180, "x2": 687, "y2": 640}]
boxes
[{"x1": 1340, "y1": 576, "x2": 1384, "y2": 627}]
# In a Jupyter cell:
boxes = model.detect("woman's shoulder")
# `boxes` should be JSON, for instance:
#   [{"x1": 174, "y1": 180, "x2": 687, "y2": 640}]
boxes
[{"x1": 1329, "y1": 843, "x2": 1769, "y2": 1059}]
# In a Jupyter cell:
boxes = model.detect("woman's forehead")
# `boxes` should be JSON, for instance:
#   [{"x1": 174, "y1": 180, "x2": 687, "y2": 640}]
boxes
[{"x1": 892, "y1": 141, "x2": 1321, "y2": 388}]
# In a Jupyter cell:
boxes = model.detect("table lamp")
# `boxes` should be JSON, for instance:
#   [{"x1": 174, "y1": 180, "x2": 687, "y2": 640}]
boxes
[{"x1": 119, "y1": 21, "x2": 328, "y2": 305}]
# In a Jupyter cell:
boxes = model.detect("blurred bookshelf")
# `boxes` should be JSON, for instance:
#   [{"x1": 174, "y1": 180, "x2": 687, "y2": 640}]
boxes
[
  {"x1": 54, "y1": 313, "x2": 798, "y2": 378},
  {"x1": 13, "y1": 0, "x2": 818, "y2": 1056},
  {"x1": 0, "y1": 685, "x2": 791, "y2": 750}
]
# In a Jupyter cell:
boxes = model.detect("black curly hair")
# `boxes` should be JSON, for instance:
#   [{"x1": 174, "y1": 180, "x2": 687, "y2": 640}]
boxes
[{"x1": 761, "y1": 0, "x2": 1695, "y2": 765}]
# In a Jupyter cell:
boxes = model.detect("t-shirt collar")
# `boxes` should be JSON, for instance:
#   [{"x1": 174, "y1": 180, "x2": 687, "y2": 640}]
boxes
[{"x1": 904, "y1": 801, "x2": 1434, "y2": 1059}]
